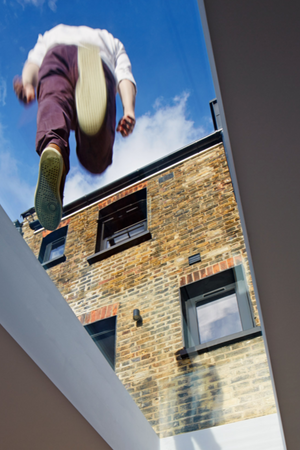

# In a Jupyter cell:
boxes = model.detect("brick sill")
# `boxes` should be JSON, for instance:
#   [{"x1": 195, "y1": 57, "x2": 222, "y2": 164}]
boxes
[
  {"x1": 87, "y1": 231, "x2": 152, "y2": 265},
  {"x1": 179, "y1": 326, "x2": 262, "y2": 358}
]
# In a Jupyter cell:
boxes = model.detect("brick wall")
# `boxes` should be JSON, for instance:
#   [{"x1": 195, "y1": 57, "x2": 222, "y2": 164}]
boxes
[{"x1": 22, "y1": 143, "x2": 276, "y2": 437}]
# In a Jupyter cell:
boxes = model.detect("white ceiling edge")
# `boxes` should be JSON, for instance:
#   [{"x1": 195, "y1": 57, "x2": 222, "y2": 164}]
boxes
[{"x1": 0, "y1": 206, "x2": 159, "y2": 450}]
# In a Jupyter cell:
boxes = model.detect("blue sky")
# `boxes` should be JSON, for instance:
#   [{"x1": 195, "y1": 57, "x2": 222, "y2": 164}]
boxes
[{"x1": 0, "y1": 0, "x2": 215, "y2": 221}]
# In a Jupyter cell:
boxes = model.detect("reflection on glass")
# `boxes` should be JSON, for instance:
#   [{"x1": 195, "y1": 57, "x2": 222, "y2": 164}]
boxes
[
  {"x1": 49, "y1": 242, "x2": 65, "y2": 261},
  {"x1": 129, "y1": 223, "x2": 145, "y2": 237},
  {"x1": 113, "y1": 233, "x2": 129, "y2": 244},
  {"x1": 197, "y1": 293, "x2": 242, "y2": 344}
]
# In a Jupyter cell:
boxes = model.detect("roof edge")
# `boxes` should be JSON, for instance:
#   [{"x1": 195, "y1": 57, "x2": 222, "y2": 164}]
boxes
[{"x1": 21, "y1": 130, "x2": 222, "y2": 221}]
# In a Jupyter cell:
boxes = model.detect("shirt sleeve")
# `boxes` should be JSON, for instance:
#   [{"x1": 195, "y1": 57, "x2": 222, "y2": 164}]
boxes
[
  {"x1": 26, "y1": 33, "x2": 48, "y2": 68},
  {"x1": 114, "y1": 39, "x2": 136, "y2": 91}
]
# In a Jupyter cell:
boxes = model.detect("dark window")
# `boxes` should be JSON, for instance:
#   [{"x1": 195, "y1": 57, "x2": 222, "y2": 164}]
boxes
[
  {"x1": 38, "y1": 226, "x2": 68, "y2": 270},
  {"x1": 87, "y1": 189, "x2": 151, "y2": 264},
  {"x1": 180, "y1": 265, "x2": 261, "y2": 355},
  {"x1": 84, "y1": 316, "x2": 116, "y2": 370}
]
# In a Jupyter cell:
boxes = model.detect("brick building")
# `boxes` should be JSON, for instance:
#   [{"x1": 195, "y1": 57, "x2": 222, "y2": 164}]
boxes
[{"x1": 21, "y1": 130, "x2": 277, "y2": 439}]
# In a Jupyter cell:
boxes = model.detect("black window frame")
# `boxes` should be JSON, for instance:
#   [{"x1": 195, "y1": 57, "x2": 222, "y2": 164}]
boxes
[
  {"x1": 38, "y1": 225, "x2": 68, "y2": 270},
  {"x1": 87, "y1": 189, "x2": 151, "y2": 264},
  {"x1": 179, "y1": 265, "x2": 261, "y2": 357},
  {"x1": 84, "y1": 316, "x2": 117, "y2": 370}
]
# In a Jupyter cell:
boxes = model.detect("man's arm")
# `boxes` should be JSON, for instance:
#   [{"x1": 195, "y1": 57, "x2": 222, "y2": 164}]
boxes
[
  {"x1": 13, "y1": 62, "x2": 39, "y2": 104},
  {"x1": 117, "y1": 79, "x2": 136, "y2": 137}
]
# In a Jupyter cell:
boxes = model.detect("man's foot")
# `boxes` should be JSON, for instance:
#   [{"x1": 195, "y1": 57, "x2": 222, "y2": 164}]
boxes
[
  {"x1": 75, "y1": 45, "x2": 107, "y2": 136},
  {"x1": 34, "y1": 147, "x2": 65, "y2": 231}
]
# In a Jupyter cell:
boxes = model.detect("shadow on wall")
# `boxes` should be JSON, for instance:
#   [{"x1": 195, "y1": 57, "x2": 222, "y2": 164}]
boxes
[
  {"x1": 169, "y1": 358, "x2": 223, "y2": 439},
  {"x1": 162, "y1": 430, "x2": 222, "y2": 450},
  {"x1": 129, "y1": 355, "x2": 223, "y2": 444}
]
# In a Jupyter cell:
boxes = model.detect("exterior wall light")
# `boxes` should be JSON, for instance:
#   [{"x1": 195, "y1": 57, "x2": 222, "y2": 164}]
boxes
[{"x1": 133, "y1": 309, "x2": 142, "y2": 322}]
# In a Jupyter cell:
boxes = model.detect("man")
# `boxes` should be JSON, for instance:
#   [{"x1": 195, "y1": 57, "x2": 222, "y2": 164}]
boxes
[{"x1": 14, "y1": 24, "x2": 136, "y2": 231}]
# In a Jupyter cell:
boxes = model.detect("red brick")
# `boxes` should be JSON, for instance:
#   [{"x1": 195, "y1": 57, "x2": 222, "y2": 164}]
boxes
[
  {"x1": 112, "y1": 303, "x2": 119, "y2": 316},
  {"x1": 193, "y1": 271, "x2": 200, "y2": 281},
  {"x1": 77, "y1": 314, "x2": 85, "y2": 324},
  {"x1": 84, "y1": 312, "x2": 91, "y2": 324},
  {"x1": 213, "y1": 263, "x2": 220, "y2": 274},
  {"x1": 207, "y1": 266, "x2": 213, "y2": 276},
  {"x1": 99, "y1": 277, "x2": 113, "y2": 286},
  {"x1": 234, "y1": 255, "x2": 242, "y2": 265},
  {"x1": 100, "y1": 306, "x2": 107, "y2": 320},
  {"x1": 98, "y1": 200, "x2": 107, "y2": 209},
  {"x1": 106, "y1": 304, "x2": 113, "y2": 318},
  {"x1": 200, "y1": 269, "x2": 206, "y2": 279},
  {"x1": 91, "y1": 308, "x2": 101, "y2": 323},
  {"x1": 187, "y1": 274, "x2": 193, "y2": 284},
  {"x1": 227, "y1": 257, "x2": 234, "y2": 268},
  {"x1": 220, "y1": 260, "x2": 228, "y2": 271},
  {"x1": 180, "y1": 276, "x2": 186, "y2": 286}
]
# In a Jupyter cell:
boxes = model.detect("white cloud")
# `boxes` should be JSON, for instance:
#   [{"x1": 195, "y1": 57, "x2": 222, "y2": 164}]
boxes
[
  {"x1": 64, "y1": 93, "x2": 209, "y2": 205},
  {"x1": 0, "y1": 77, "x2": 7, "y2": 106},
  {"x1": 17, "y1": 0, "x2": 57, "y2": 11},
  {"x1": 48, "y1": 0, "x2": 57, "y2": 11},
  {"x1": 20, "y1": 0, "x2": 44, "y2": 6},
  {"x1": 0, "y1": 124, "x2": 35, "y2": 221}
]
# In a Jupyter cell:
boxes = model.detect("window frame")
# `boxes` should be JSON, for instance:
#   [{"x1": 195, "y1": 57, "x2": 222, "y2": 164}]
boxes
[
  {"x1": 87, "y1": 189, "x2": 151, "y2": 264},
  {"x1": 38, "y1": 225, "x2": 68, "y2": 270},
  {"x1": 179, "y1": 265, "x2": 261, "y2": 357}
]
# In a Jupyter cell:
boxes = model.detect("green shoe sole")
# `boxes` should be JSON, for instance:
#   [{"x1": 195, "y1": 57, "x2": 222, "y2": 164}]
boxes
[{"x1": 34, "y1": 148, "x2": 63, "y2": 231}]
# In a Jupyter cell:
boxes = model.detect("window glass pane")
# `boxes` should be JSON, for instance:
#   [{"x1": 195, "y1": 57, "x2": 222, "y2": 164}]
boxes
[
  {"x1": 49, "y1": 241, "x2": 65, "y2": 261},
  {"x1": 114, "y1": 232, "x2": 130, "y2": 243},
  {"x1": 129, "y1": 223, "x2": 145, "y2": 237},
  {"x1": 92, "y1": 330, "x2": 115, "y2": 369},
  {"x1": 85, "y1": 316, "x2": 116, "y2": 369},
  {"x1": 197, "y1": 293, "x2": 242, "y2": 344}
]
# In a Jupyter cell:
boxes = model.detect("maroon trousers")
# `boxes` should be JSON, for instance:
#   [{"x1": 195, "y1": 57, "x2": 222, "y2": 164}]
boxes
[{"x1": 36, "y1": 44, "x2": 116, "y2": 175}]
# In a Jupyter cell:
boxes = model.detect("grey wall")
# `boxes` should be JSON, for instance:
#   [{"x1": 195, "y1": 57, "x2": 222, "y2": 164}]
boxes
[
  {"x1": 197, "y1": 1, "x2": 300, "y2": 449},
  {"x1": 0, "y1": 206, "x2": 159, "y2": 450},
  {"x1": 0, "y1": 324, "x2": 112, "y2": 450}
]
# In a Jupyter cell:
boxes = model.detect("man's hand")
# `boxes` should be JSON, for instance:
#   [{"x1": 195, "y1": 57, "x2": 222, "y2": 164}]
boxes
[
  {"x1": 117, "y1": 115, "x2": 136, "y2": 137},
  {"x1": 13, "y1": 77, "x2": 35, "y2": 105}
]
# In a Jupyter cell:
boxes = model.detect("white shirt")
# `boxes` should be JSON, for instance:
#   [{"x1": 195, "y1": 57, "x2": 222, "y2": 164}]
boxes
[{"x1": 26, "y1": 24, "x2": 136, "y2": 88}]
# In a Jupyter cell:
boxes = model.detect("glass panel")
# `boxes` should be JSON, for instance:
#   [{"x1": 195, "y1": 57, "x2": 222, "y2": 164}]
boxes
[
  {"x1": 47, "y1": 238, "x2": 65, "y2": 261},
  {"x1": 128, "y1": 223, "x2": 145, "y2": 237},
  {"x1": 113, "y1": 232, "x2": 130, "y2": 244},
  {"x1": 85, "y1": 317, "x2": 116, "y2": 369},
  {"x1": 197, "y1": 293, "x2": 242, "y2": 344},
  {"x1": 92, "y1": 330, "x2": 115, "y2": 369}
]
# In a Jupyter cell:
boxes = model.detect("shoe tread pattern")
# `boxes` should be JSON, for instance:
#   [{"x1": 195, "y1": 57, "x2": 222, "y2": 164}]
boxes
[{"x1": 35, "y1": 149, "x2": 63, "y2": 231}]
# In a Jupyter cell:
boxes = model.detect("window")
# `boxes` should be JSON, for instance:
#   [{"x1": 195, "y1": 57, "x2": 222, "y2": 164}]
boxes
[
  {"x1": 38, "y1": 225, "x2": 68, "y2": 269},
  {"x1": 180, "y1": 265, "x2": 261, "y2": 355},
  {"x1": 87, "y1": 189, "x2": 151, "y2": 264},
  {"x1": 84, "y1": 316, "x2": 116, "y2": 369}
]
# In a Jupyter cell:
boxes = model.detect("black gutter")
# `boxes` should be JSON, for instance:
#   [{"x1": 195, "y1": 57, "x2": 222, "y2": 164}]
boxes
[{"x1": 21, "y1": 130, "x2": 222, "y2": 226}]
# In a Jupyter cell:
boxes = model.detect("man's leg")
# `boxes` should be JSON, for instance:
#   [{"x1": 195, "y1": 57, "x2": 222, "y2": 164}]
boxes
[
  {"x1": 75, "y1": 60, "x2": 116, "y2": 174},
  {"x1": 35, "y1": 45, "x2": 78, "y2": 230}
]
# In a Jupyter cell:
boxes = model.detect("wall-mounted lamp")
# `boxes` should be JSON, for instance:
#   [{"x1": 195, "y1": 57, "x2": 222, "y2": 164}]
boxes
[{"x1": 133, "y1": 309, "x2": 142, "y2": 323}]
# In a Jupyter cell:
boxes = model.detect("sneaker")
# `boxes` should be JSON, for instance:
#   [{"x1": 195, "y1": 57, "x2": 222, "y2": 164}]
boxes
[
  {"x1": 75, "y1": 45, "x2": 107, "y2": 136},
  {"x1": 34, "y1": 148, "x2": 64, "y2": 231}
]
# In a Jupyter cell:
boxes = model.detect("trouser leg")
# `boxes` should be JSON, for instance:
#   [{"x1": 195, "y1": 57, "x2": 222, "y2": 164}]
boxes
[
  {"x1": 36, "y1": 45, "x2": 78, "y2": 175},
  {"x1": 36, "y1": 45, "x2": 116, "y2": 176}
]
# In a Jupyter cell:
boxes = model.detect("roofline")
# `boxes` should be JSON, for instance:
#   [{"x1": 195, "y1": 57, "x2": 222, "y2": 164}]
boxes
[{"x1": 21, "y1": 130, "x2": 222, "y2": 221}]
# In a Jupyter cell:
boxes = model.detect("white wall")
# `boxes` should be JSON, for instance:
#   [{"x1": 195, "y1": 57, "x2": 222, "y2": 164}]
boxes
[{"x1": 160, "y1": 414, "x2": 284, "y2": 450}]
